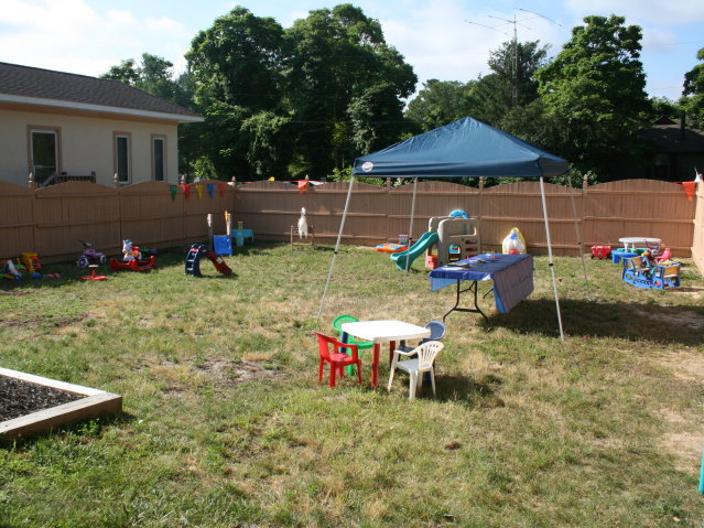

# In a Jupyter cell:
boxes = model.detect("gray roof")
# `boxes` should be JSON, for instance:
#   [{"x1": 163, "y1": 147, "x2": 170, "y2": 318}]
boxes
[{"x1": 0, "y1": 62, "x2": 200, "y2": 119}]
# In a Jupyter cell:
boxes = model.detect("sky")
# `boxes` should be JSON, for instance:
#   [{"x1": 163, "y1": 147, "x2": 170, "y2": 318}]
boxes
[{"x1": 0, "y1": 0, "x2": 702, "y2": 101}]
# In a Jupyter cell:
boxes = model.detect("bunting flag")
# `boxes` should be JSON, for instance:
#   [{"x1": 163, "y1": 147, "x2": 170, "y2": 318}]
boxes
[
  {"x1": 681, "y1": 181, "x2": 696, "y2": 201},
  {"x1": 180, "y1": 183, "x2": 191, "y2": 199},
  {"x1": 169, "y1": 184, "x2": 178, "y2": 201},
  {"x1": 218, "y1": 182, "x2": 227, "y2": 197},
  {"x1": 268, "y1": 176, "x2": 275, "y2": 182},
  {"x1": 195, "y1": 183, "x2": 204, "y2": 199},
  {"x1": 297, "y1": 180, "x2": 309, "y2": 193},
  {"x1": 207, "y1": 182, "x2": 215, "y2": 198}
]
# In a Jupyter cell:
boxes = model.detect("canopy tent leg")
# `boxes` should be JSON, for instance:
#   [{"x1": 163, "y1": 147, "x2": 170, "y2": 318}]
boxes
[
  {"x1": 569, "y1": 189, "x2": 590, "y2": 296},
  {"x1": 539, "y1": 176, "x2": 565, "y2": 341},
  {"x1": 317, "y1": 176, "x2": 355, "y2": 320},
  {"x1": 405, "y1": 177, "x2": 419, "y2": 272}
]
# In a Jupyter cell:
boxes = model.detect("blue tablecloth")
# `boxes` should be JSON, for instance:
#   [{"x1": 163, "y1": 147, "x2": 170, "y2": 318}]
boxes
[{"x1": 429, "y1": 254, "x2": 533, "y2": 313}]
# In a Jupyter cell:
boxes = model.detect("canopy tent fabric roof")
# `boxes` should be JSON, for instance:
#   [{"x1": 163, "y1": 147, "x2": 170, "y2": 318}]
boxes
[
  {"x1": 352, "y1": 117, "x2": 568, "y2": 179},
  {"x1": 319, "y1": 117, "x2": 584, "y2": 341}
]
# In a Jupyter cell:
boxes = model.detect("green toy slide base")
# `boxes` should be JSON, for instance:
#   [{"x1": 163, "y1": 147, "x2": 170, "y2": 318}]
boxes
[{"x1": 390, "y1": 231, "x2": 439, "y2": 271}]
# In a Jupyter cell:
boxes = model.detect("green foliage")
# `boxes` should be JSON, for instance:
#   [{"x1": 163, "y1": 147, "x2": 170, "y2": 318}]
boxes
[
  {"x1": 682, "y1": 47, "x2": 704, "y2": 129},
  {"x1": 102, "y1": 53, "x2": 186, "y2": 103},
  {"x1": 406, "y1": 79, "x2": 474, "y2": 131},
  {"x1": 535, "y1": 16, "x2": 650, "y2": 174}
]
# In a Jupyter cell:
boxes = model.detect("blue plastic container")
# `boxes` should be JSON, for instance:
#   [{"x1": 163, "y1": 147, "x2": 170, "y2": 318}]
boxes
[
  {"x1": 611, "y1": 248, "x2": 637, "y2": 264},
  {"x1": 213, "y1": 235, "x2": 232, "y2": 256}
]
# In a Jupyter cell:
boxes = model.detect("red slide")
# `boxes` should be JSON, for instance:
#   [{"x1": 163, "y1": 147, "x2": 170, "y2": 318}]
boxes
[{"x1": 206, "y1": 251, "x2": 233, "y2": 276}]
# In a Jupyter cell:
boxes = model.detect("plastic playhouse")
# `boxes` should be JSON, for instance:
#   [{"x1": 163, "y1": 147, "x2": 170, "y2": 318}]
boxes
[{"x1": 391, "y1": 212, "x2": 480, "y2": 271}]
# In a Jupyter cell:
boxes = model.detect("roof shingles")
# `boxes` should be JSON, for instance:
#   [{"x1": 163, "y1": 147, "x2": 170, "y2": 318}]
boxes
[{"x1": 0, "y1": 62, "x2": 199, "y2": 118}]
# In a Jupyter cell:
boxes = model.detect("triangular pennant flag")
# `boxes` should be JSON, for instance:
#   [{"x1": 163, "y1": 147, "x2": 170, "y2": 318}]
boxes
[
  {"x1": 682, "y1": 181, "x2": 696, "y2": 201},
  {"x1": 297, "y1": 180, "x2": 309, "y2": 193},
  {"x1": 207, "y1": 182, "x2": 215, "y2": 198},
  {"x1": 169, "y1": 184, "x2": 178, "y2": 201},
  {"x1": 218, "y1": 182, "x2": 226, "y2": 197},
  {"x1": 195, "y1": 183, "x2": 204, "y2": 199},
  {"x1": 180, "y1": 183, "x2": 191, "y2": 199}
]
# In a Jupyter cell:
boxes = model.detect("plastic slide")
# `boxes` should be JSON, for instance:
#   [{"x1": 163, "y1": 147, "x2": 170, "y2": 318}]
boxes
[
  {"x1": 206, "y1": 252, "x2": 233, "y2": 276},
  {"x1": 391, "y1": 231, "x2": 439, "y2": 271}
]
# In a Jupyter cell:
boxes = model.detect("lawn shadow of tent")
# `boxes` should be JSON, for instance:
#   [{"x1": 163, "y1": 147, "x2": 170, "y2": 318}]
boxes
[{"x1": 481, "y1": 298, "x2": 704, "y2": 346}]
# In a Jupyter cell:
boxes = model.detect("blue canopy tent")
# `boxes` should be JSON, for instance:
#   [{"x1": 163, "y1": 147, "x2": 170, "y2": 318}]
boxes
[{"x1": 319, "y1": 117, "x2": 583, "y2": 340}]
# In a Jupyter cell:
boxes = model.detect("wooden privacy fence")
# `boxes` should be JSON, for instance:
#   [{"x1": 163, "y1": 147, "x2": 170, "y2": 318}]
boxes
[
  {"x1": 233, "y1": 179, "x2": 697, "y2": 257},
  {"x1": 0, "y1": 180, "x2": 234, "y2": 262},
  {"x1": 693, "y1": 182, "x2": 704, "y2": 274},
  {"x1": 0, "y1": 177, "x2": 698, "y2": 263}
]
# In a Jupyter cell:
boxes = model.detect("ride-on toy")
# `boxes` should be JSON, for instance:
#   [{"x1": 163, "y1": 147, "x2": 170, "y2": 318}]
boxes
[
  {"x1": 77, "y1": 241, "x2": 107, "y2": 268},
  {"x1": 109, "y1": 239, "x2": 157, "y2": 272},
  {"x1": 622, "y1": 256, "x2": 681, "y2": 290}
]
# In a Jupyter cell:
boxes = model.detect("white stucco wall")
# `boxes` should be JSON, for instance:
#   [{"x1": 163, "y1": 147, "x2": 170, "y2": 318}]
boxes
[{"x1": 0, "y1": 107, "x2": 179, "y2": 187}]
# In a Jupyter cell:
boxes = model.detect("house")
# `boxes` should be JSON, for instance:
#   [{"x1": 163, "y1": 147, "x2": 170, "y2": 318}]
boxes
[
  {"x1": 638, "y1": 116, "x2": 704, "y2": 181},
  {"x1": 0, "y1": 62, "x2": 202, "y2": 187}
]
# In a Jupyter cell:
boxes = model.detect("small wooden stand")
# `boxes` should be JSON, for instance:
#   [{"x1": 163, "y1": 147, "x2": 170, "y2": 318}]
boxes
[{"x1": 290, "y1": 225, "x2": 315, "y2": 249}]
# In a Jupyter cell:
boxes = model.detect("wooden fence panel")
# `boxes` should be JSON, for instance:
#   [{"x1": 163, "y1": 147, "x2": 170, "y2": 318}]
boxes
[
  {"x1": 33, "y1": 182, "x2": 120, "y2": 261},
  {"x1": 119, "y1": 182, "x2": 185, "y2": 249},
  {"x1": 583, "y1": 179, "x2": 694, "y2": 256},
  {"x1": 693, "y1": 182, "x2": 704, "y2": 274},
  {"x1": 0, "y1": 182, "x2": 35, "y2": 260},
  {"x1": 182, "y1": 180, "x2": 235, "y2": 242},
  {"x1": 0, "y1": 178, "x2": 698, "y2": 263}
]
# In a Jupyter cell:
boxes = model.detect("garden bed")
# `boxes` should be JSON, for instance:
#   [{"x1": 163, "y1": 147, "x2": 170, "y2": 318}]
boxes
[{"x1": 0, "y1": 367, "x2": 121, "y2": 440}]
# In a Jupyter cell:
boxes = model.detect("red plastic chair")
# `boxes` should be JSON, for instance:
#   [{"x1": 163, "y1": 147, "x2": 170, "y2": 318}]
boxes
[{"x1": 315, "y1": 332, "x2": 362, "y2": 388}]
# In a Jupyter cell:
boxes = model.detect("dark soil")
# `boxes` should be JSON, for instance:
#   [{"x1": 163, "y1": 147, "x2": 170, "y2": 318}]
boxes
[{"x1": 0, "y1": 375, "x2": 84, "y2": 422}]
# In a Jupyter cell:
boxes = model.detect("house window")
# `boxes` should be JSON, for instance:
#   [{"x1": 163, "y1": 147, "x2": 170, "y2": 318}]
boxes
[
  {"x1": 29, "y1": 128, "x2": 59, "y2": 184},
  {"x1": 152, "y1": 135, "x2": 166, "y2": 181},
  {"x1": 114, "y1": 133, "x2": 131, "y2": 183}
]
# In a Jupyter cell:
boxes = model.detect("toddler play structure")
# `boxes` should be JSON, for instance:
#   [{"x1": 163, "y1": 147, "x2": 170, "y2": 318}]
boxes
[
  {"x1": 184, "y1": 244, "x2": 233, "y2": 277},
  {"x1": 184, "y1": 213, "x2": 234, "y2": 277},
  {"x1": 391, "y1": 214, "x2": 480, "y2": 271},
  {"x1": 109, "y1": 240, "x2": 157, "y2": 272}
]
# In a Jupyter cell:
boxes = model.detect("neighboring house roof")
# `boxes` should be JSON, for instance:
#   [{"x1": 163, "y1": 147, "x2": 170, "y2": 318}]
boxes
[
  {"x1": 639, "y1": 121, "x2": 704, "y2": 154},
  {"x1": 0, "y1": 62, "x2": 202, "y2": 123}
]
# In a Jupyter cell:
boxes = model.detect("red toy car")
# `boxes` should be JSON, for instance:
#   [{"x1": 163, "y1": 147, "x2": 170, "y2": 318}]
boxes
[{"x1": 591, "y1": 245, "x2": 612, "y2": 259}]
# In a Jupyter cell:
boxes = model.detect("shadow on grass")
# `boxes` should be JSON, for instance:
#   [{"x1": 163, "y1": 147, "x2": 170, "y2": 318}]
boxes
[
  {"x1": 0, "y1": 411, "x2": 136, "y2": 450},
  {"x1": 481, "y1": 298, "x2": 704, "y2": 345}
]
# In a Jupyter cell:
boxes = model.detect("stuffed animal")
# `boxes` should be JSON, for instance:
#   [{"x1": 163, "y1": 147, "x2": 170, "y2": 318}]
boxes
[{"x1": 297, "y1": 207, "x2": 309, "y2": 239}]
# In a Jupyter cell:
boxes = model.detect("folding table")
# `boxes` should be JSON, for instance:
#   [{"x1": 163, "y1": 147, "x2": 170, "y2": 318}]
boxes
[{"x1": 429, "y1": 254, "x2": 533, "y2": 322}]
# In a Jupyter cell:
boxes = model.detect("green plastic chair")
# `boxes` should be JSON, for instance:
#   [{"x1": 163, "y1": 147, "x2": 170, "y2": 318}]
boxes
[{"x1": 331, "y1": 315, "x2": 373, "y2": 375}]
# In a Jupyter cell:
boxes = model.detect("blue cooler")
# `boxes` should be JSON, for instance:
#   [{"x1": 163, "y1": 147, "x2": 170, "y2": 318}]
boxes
[{"x1": 213, "y1": 235, "x2": 232, "y2": 256}]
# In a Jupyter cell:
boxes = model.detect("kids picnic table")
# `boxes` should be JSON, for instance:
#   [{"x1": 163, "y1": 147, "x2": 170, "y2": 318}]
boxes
[
  {"x1": 340, "y1": 320, "x2": 431, "y2": 389},
  {"x1": 428, "y1": 253, "x2": 533, "y2": 322}
]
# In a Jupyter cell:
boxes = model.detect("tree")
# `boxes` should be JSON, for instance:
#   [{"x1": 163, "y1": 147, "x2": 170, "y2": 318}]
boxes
[
  {"x1": 535, "y1": 15, "x2": 650, "y2": 174},
  {"x1": 405, "y1": 40, "x2": 547, "y2": 132},
  {"x1": 102, "y1": 53, "x2": 184, "y2": 102},
  {"x1": 185, "y1": 7, "x2": 288, "y2": 179},
  {"x1": 682, "y1": 47, "x2": 704, "y2": 129},
  {"x1": 405, "y1": 80, "x2": 473, "y2": 131},
  {"x1": 285, "y1": 4, "x2": 416, "y2": 178}
]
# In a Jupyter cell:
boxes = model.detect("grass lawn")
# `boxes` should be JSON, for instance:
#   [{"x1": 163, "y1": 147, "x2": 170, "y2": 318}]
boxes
[{"x1": 1, "y1": 244, "x2": 704, "y2": 527}]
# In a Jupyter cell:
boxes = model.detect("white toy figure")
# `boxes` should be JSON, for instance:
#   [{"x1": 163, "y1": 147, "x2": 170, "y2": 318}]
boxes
[{"x1": 297, "y1": 207, "x2": 309, "y2": 239}]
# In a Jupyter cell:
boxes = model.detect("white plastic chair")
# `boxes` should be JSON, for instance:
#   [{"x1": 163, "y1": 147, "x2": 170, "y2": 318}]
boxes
[{"x1": 387, "y1": 341, "x2": 444, "y2": 400}]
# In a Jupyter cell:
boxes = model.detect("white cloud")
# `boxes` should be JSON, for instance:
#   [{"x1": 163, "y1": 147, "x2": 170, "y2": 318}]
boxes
[
  {"x1": 0, "y1": 0, "x2": 189, "y2": 76},
  {"x1": 379, "y1": 0, "x2": 565, "y2": 90},
  {"x1": 565, "y1": 0, "x2": 704, "y2": 25}
]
